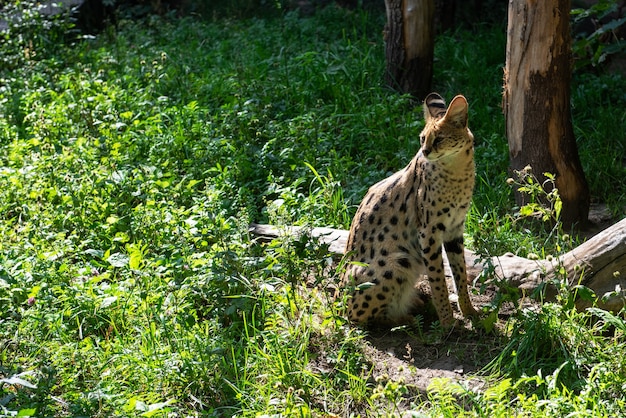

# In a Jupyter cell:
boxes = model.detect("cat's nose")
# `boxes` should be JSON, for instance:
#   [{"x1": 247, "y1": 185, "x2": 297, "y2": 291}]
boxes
[{"x1": 422, "y1": 148, "x2": 431, "y2": 156}]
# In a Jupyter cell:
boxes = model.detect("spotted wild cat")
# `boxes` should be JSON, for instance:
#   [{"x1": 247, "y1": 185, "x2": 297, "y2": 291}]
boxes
[{"x1": 341, "y1": 93, "x2": 478, "y2": 328}]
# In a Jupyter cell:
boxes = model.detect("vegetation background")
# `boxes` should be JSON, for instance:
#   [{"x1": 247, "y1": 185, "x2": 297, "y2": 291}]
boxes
[{"x1": 1, "y1": 0, "x2": 625, "y2": 416}]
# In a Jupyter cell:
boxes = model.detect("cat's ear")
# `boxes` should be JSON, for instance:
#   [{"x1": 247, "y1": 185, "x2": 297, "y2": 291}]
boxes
[
  {"x1": 423, "y1": 93, "x2": 447, "y2": 122},
  {"x1": 443, "y1": 95, "x2": 468, "y2": 128}
]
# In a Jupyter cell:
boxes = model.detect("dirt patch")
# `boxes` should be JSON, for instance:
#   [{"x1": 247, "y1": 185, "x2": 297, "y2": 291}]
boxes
[
  {"x1": 358, "y1": 299, "x2": 503, "y2": 389},
  {"x1": 361, "y1": 327, "x2": 489, "y2": 394}
]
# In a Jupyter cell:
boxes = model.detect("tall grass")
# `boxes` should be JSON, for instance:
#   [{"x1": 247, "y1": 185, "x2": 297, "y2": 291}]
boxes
[{"x1": 0, "y1": 3, "x2": 625, "y2": 417}]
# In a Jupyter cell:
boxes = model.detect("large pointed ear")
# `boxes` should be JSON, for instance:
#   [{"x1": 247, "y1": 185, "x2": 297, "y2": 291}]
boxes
[
  {"x1": 423, "y1": 93, "x2": 447, "y2": 122},
  {"x1": 443, "y1": 95, "x2": 468, "y2": 128}
]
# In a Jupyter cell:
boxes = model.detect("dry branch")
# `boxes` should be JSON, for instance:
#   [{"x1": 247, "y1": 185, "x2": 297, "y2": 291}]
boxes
[{"x1": 250, "y1": 218, "x2": 626, "y2": 312}]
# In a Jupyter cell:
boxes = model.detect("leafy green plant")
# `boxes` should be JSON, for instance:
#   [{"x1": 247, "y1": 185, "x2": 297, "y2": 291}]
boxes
[
  {"x1": 370, "y1": 377, "x2": 409, "y2": 416},
  {"x1": 485, "y1": 303, "x2": 588, "y2": 390},
  {"x1": 471, "y1": 167, "x2": 590, "y2": 338},
  {"x1": 0, "y1": 0, "x2": 75, "y2": 71},
  {"x1": 572, "y1": 0, "x2": 626, "y2": 70}
]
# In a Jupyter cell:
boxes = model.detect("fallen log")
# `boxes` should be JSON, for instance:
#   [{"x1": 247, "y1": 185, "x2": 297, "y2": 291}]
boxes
[{"x1": 249, "y1": 217, "x2": 626, "y2": 312}]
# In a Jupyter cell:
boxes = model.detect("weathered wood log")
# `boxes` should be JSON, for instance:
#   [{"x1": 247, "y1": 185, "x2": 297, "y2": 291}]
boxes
[
  {"x1": 250, "y1": 224, "x2": 349, "y2": 255},
  {"x1": 249, "y1": 218, "x2": 626, "y2": 312}
]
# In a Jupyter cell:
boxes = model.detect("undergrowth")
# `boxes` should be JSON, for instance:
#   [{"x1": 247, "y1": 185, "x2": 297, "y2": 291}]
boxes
[{"x1": 0, "y1": 2, "x2": 625, "y2": 417}]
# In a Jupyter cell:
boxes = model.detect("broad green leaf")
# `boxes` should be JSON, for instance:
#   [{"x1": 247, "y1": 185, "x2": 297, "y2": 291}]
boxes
[
  {"x1": 84, "y1": 248, "x2": 104, "y2": 258},
  {"x1": 480, "y1": 310, "x2": 499, "y2": 334},
  {"x1": 141, "y1": 399, "x2": 175, "y2": 417},
  {"x1": 100, "y1": 296, "x2": 117, "y2": 309},
  {"x1": 107, "y1": 253, "x2": 129, "y2": 268},
  {"x1": 573, "y1": 285, "x2": 596, "y2": 303}
]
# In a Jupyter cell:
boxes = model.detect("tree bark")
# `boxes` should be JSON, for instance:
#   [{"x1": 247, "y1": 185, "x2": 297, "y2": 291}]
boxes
[
  {"x1": 249, "y1": 218, "x2": 626, "y2": 312},
  {"x1": 503, "y1": 0, "x2": 590, "y2": 228},
  {"x1": 384, "y1": 0, "x2": 435, "y2": 100}
]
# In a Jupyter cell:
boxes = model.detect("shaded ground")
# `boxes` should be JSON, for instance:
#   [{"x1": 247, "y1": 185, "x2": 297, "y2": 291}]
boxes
[
  {"x1": 365, "y1": 295, "x2": 511, "y2": 383},
  {"x1": 359, "y1": 323, "x2": 492, "y2": 395}
]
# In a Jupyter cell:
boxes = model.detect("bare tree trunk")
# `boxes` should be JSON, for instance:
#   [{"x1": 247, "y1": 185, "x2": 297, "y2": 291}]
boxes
[
  {"x1": 503, "y1": 0, "x2": 590, "y2": 228},
  {"x1": 384, "y1": 0, "x2": 435, "y2": 99}
]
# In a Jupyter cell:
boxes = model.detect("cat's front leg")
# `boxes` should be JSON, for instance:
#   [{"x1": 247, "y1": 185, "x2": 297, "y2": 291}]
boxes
[
  {"x1": 444, "y1": 236, "x2": 478, "y2": 318},
  {"x1": 423, "y1": 244, "x2": 455, "y2": 328}
]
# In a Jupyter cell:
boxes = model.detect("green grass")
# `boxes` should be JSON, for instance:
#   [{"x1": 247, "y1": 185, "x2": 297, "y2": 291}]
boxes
[{"x1": 1, "y1": 3, "x2": 626, "y2": 417}]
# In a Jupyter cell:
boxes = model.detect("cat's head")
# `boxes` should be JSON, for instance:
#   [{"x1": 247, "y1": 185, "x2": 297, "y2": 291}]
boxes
[{"x1": 419, "y1": 93, "x2": 474, "y2": 161}]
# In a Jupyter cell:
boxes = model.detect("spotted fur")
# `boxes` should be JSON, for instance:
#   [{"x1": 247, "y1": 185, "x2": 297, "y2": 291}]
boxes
[{"x1": 341, "y1": 93, "x2": 478, "y2": 328}]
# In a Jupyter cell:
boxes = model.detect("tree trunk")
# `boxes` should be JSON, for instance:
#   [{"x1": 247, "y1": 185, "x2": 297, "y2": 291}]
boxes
[
  {"x1": 503, "y1": 0, "x2": 590, "y2": 228},
  {"x1": 384, "y1": 0, "x2": 435, "y2": 100},
  {"x1": 249, "y1": 218, "x2": 626, "y2": 312}
]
